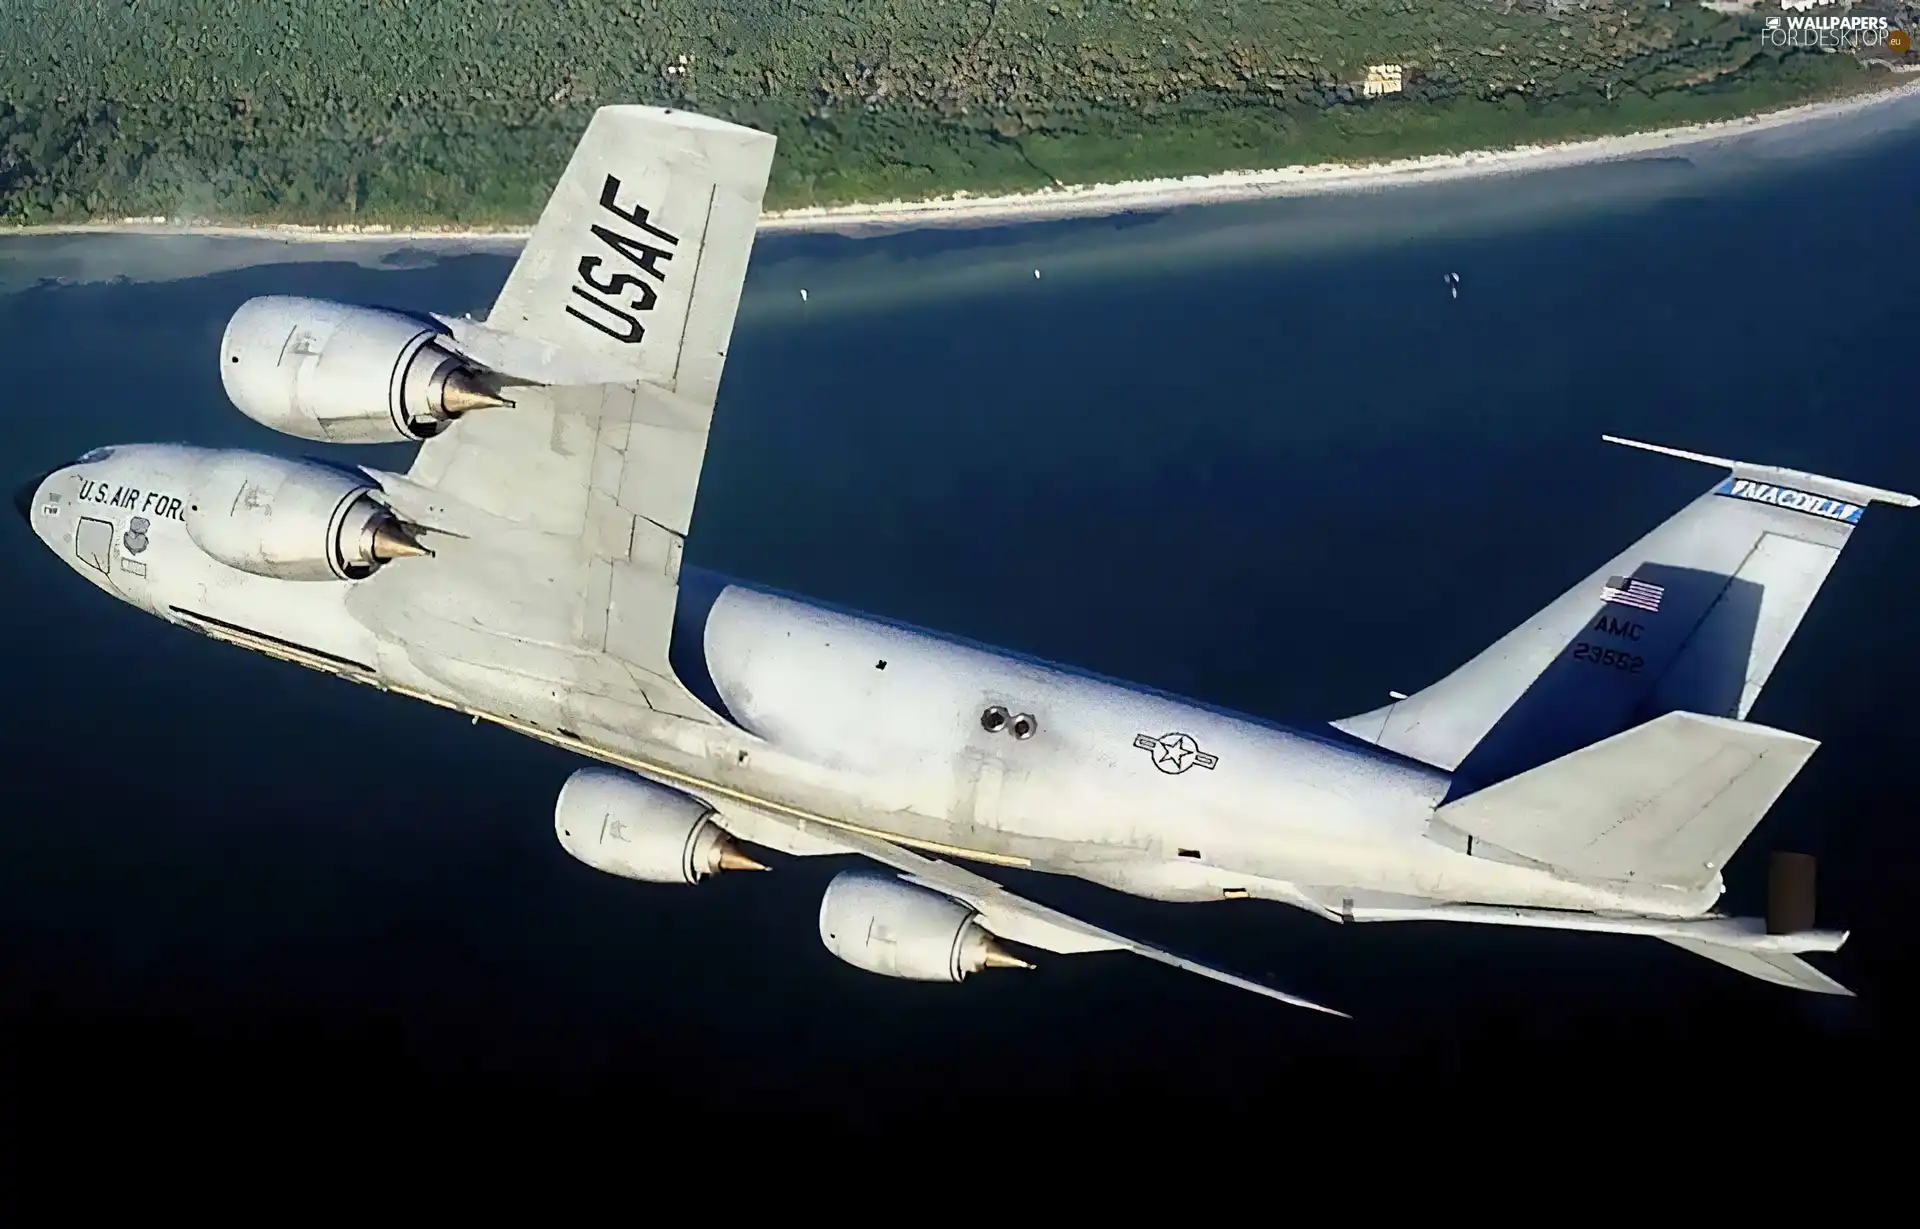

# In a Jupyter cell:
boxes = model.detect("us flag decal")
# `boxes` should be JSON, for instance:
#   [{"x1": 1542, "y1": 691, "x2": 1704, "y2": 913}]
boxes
[{"x1": 1601, "y1": 575, "x2": 1663, "y2": 613}]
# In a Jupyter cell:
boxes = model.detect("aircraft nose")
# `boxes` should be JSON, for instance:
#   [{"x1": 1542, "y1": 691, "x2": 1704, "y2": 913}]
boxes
[{"x1": 14, "y1": 470, "x2": 52, "y2": 525}]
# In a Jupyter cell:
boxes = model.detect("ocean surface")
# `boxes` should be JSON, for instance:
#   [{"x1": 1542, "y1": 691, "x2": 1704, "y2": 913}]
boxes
[{"x1": 4, "y1": 104, "x2": 1918, "y2": 1124}]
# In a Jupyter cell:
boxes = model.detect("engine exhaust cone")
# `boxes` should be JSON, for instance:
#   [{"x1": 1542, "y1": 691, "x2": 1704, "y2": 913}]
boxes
[
  {"x1": 369, "y1": 518, "x2": 434, "y2": 561},
  {"x1": 441, "y1": 367, "x2": 516, "y2": 416},
  {"x1": 717, "y1": 846, "x2": 769, "y2": 873},
  {"x1": 981, "y1": 939, "x2": 1034, "y2": 971}
]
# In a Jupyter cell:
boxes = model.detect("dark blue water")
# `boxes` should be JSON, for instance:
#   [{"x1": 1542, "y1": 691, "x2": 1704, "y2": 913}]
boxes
[{"x1": 4, "y1": 116, "x2": 1918, "y2": 1126}]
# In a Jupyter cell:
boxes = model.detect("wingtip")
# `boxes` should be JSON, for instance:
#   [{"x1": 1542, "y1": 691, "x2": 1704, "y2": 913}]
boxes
[{"x1": 1279, "y1": 992, "x2": 1351, "y2": 1019}]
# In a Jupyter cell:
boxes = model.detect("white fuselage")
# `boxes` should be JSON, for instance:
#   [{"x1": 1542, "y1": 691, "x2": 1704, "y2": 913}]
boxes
[{"x1": 20, "y1": 444, "x2": 1723, "y2": 922}]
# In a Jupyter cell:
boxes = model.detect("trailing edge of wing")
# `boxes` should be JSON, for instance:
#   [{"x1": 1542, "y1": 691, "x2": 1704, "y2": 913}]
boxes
[
  {"x1": 760, "y1": 818, "x2": 1347, "y2": 1016},
  {"x1": 1113, "y1": 940, "x2": 1350, "y2": 1016}
]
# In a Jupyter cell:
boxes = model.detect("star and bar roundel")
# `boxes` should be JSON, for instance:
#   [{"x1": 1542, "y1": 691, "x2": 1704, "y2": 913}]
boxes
[{"x1": 1133, "y1": 731, "x2": 1219, "y2": 775}]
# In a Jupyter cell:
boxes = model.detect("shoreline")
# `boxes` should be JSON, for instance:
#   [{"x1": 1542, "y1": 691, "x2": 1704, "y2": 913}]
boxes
[{"x1": 6, "y1": 76, "x2": 1919, "y2": 244}]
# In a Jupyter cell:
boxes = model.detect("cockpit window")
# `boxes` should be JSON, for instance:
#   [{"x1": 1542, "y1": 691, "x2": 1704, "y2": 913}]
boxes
[{"x1": 75, "y1": 447, "x2": 115, "y2": 463}]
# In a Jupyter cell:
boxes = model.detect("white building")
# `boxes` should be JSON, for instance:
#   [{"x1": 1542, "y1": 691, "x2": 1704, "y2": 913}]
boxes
[{"x1": 1362, "y1": 64, "x2": 1405, "y2": 97}]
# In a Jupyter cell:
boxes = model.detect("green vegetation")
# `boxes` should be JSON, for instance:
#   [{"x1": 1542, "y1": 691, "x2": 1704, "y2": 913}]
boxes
[{"x1": 0, "y1": 0, "x2": 1893, "y2": 226}]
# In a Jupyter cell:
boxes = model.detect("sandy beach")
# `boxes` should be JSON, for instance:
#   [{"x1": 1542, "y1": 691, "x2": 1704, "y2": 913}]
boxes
[{"x1": 6, "y1": 76, "x2": 1920, "y2": 245}]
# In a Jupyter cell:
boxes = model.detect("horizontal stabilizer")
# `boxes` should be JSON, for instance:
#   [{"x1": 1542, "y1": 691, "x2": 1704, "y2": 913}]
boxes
[
  {"x1": 1663, "y1": 937, "x2": 1854, "y2": 996},
  {"x1": 1320, "y1": 894, "x2": 1847, "y2": 948},
  {"x1": 1433, "y1": 711, "x2": 1819, "y2": 890},
  {"x1": 1306, "y1": 891, "x2": 1852, "y2": 995}
]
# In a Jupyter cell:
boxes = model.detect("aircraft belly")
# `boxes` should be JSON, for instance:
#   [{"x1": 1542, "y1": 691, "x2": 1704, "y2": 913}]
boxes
[
  {"x1": 1302, "y1": 825, "x2": 1721, "y2": 916},
  {"x1": 130, "y1": 536, "x2": 383, "y2": 674},
  {"x1": 183, "y1": 578, "x2": 377, "y2": 665}
]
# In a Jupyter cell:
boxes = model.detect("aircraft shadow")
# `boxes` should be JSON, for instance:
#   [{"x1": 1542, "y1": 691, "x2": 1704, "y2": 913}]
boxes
[{"x1": 1446, "y1": 562, "x2": 1762, "y2": 802}]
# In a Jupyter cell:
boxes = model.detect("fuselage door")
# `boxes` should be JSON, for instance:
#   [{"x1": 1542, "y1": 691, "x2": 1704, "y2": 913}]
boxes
[{"x1": 72, "y1": 514, "x2": 122, "y2": 593}]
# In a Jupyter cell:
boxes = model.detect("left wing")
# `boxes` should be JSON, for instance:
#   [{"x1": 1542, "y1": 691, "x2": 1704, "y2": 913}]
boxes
[
  {"x1": 358, "y1": 107, "x2": 776, "y2": 724},
  {"x1": 415, "y1": 104, "x2": 774, "y2": 533},
  {"x1": 718, "y1": 804, "x2": 1347, "y2": 1016}
]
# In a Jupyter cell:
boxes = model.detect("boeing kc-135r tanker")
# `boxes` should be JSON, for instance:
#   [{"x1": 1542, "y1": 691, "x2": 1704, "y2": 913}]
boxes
[{"x1": 15, "y1": 106, "x2": 1903, "y2": 1011}]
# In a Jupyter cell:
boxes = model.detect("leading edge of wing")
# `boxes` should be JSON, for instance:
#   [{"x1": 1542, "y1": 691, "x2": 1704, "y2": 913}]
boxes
[{"x1": 765, "y1": 817, "x2": 1348, "y2": 1017}]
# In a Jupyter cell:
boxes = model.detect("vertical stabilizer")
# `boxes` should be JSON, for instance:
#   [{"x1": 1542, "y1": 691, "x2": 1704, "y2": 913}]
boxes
[{"x1": 1333, "y1": 438, "x2": 1912, "y2": 794}]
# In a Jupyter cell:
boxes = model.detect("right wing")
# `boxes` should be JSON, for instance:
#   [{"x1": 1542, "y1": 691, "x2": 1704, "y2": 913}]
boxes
[
  {"x1": 1432, "y1": 710, "x2": 1819, "y2": 891},
  {"x1": 716, "y1": 802, "x2": 1347, "y2": 1017}
]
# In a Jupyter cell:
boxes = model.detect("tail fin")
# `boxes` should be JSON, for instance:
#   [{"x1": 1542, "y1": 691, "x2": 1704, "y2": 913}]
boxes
[
  {"x1": 1431, "y1": 710, "x2": 1818, "y2": 891},
  {"x1": 1334, "y1": 436, "x2": 1914, "y2": 794}
]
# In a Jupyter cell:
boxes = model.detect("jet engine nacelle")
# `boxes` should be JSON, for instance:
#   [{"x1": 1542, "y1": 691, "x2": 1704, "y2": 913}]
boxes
[
  {"x1": 817, "y1": 871, "x2": 1030, "y2": 983},
  {"x1": 183, "y1": 451, "x2": 433, "y2": 582},
  {"x1": 553, "y1": 768, "x2": 765, "y2": 885},
  {"x1": 219, "y1": 295, "x2": 511, "y2": 443}
]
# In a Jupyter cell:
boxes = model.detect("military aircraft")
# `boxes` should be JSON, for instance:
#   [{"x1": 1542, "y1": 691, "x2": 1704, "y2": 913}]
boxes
[{"x1": 14, "y1": 106, "x2": 1903, "y2": 1012}]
